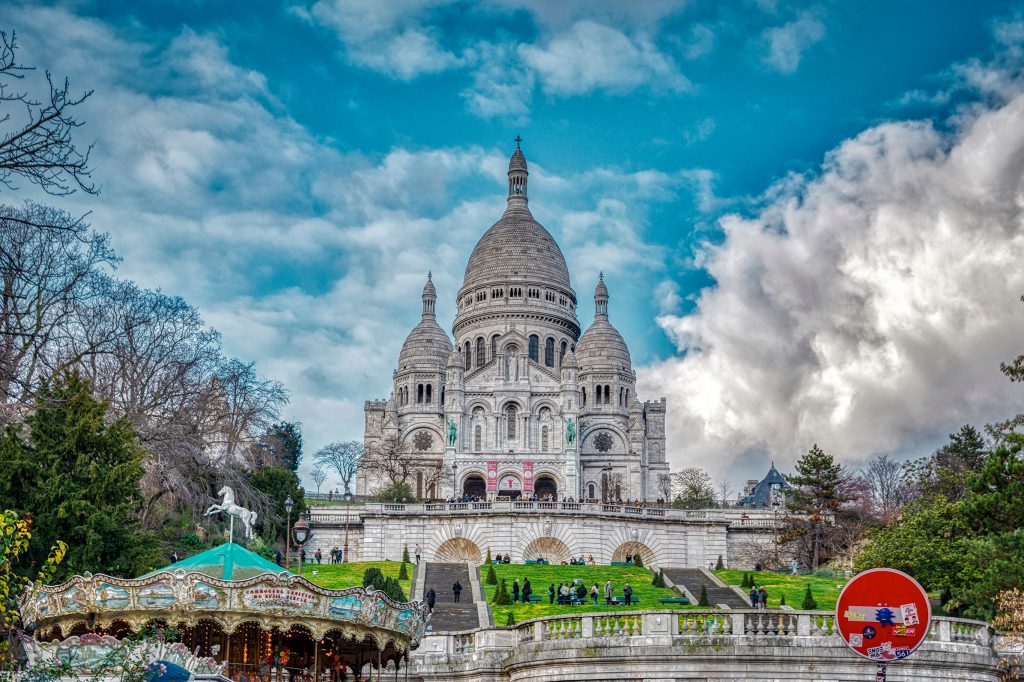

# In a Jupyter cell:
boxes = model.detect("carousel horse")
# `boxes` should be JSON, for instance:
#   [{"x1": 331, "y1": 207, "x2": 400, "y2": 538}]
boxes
[{"x1": 204, "y1": 486, "x2": 258, "y2": 539}]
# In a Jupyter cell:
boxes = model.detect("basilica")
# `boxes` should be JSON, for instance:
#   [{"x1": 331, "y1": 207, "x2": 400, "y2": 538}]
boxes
[{"x1": 359, "y1": 141, "x2": 669, "y2": 502}]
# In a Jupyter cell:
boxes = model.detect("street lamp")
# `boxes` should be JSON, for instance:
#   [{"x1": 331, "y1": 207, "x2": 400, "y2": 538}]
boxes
[
  {"x1": 452, "y1": 461, "x2": 459, "y2": 501},
  {"x1": 343, "y1": 491, "x2": 353, "y2": 563},
  {"x1": 292, "y1": 508, "x2": 312, "y2": 577},
  {"x1": 284, "y1": 495, "x2": 293, "y2": 570}
]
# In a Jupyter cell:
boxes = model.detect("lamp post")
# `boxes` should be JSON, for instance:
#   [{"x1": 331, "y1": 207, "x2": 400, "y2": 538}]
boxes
[
  {"x1": 452, "y1": 461, "x2": 459, "y2": 500},
  {"x1": 343, "y1": 491, "x2": 352, "y2": 563},
  {"x1": 292, "y1": 509, "x2": 312, "y2": 577},
  {"x1": 284, "y1": 495, "x2": 293, "y2": 570}
]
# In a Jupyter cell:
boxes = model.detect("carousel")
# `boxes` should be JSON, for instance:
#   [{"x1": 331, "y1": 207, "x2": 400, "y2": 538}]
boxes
[{"x1": 18, "y1": 494, "x2": 427, "y2": 681}]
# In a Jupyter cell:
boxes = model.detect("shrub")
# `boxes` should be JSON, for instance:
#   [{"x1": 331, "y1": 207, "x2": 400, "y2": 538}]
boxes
[
  {"x1": 651, "y1": 569, "x2": 665, "y2": 587},
  {"x1": 632, "y1": 553, "x2": 644, "y2": 568},
  {"x1": 403, "y1": 545, "x2": 410, "y2": 563},
  {"x1": 492, "y1": 579, "x2": 512, "y2": 605},
  {"x1": 715, "y1": 555, "x2": 724, "y2": 570},
  {"x1": 802, "y1": 584, "x2": 818, "y2": 610},
  {"x1": 486, "y1": 548, "x2": 492, "y2": 564},
  {"x1": 486, "y1": 564, "x2": 498, "y2": 585},
  {"x1": 698, "y1": 584, "x2": 709, "y2": 607},
  {"x1": 505, "y1": 612, "x2": 516, "y2": 626},
  {"x1": 363, "y1": 567, "x2": 385, "y2": 590},
  {"x1": 399, "y1": 561, "x2": 409, "y2": 580},
  {"x1": 741, "y1": 573, "x2": 751, "y2": 588},
  {"x1": 780, "y1": 594, "x2": 786, "y2": 606}
]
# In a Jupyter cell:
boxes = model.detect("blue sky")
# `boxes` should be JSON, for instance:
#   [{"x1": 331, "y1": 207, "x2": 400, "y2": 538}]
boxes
[{"x1": 3, "y1": 0, "x2": 1024, "y2": 491}]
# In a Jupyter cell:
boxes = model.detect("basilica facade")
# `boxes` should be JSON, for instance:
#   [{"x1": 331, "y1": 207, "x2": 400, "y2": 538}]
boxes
[{"x1": 359, "y1": 142, "x2": 668, "y2": 501}]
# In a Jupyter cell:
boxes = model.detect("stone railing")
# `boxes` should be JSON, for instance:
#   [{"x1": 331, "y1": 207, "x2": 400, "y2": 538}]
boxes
[{"x1": 310, "y1": 502, "x2": 777, "y2": 525}]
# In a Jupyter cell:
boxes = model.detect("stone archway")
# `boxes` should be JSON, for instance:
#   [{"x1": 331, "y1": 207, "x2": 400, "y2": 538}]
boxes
[
  {"x1": 462, "y1": 474, "x2": 486, "y2": 498},
  {"x1": 522, "y1": 537, "x2": 571, "y2": 564},
  {"x1": 534, "y1": 475, "x2": 558, "y2": 500},
  {"x1": 611, "y1": 541, "x2": 655, "y2": 566},
  {"x1": 435, "y1": 537, "x2": 483, "y2": 564}
]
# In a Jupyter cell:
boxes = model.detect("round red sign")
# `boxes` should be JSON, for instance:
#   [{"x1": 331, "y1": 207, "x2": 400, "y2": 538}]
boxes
[{"x1": 835, "y1": 568, "x2": 931, "y2": 662}]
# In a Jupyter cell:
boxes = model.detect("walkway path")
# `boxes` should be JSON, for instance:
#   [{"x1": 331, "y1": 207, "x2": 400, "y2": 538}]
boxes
[
  {"x1": 421, "y1": 562, "x2": 480, "y2": 632},
  {"x1": 662, "y1": 568, "x2": 749, "y2": 608}
]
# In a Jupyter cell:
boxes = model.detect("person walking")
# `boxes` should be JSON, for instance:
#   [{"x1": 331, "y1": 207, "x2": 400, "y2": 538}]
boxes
[
  {"x1": 512, "y1": 579, "x2": 520, "y2": 603},
  {"x1": 749, "y1": 586, "x2": 758, "y2": 608},
  {"x1": 623, "y1": 582, "x2": 633, "y2": 606},
  {"x1": 315, "y1": 548, "x2": 322, "y2": 564},
  {"x1": 758, "y1": 587, "x2": 768, "y2": 609},
  {"x1": 275, "y1": 549, "x2": 282, "y2": 566},
  {"x1": 603, "y1": 580, "x2": 613, "y2": 606},
  {"x1": 548, "y1": 583, "x2": 555, "y2": 605},
  {"x1": 426, "y1": 588, "x2": 436, "y2": 613},
  {"x1": 790, "y1": 558, "x2": 798, "y2": 575},
  {"x1": 590, "y1": 583, "x2": 599, "y2": 605},
  {"x1": 522, "y1": 578, "x2": 532, "y2": 604},
  {"x1": 453, "y1": 580, "x2": 463, "y2": 603},
  {"x1": 415, "y1": 544, "x2": 422, "y2": 564}
]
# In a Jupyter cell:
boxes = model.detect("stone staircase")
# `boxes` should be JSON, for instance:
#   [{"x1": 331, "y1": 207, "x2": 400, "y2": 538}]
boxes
[
  {"x1": 662, "y1": 568, "x2": 750, "y2": 608},
  {"x1": 422, "y1": 562, "x2": 480, "y2": 632}
]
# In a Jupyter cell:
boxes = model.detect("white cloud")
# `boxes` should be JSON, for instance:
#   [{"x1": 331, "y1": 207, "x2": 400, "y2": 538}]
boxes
[
  {"x1": 460, "y1": 41, "x2": 535, "y2": 121},
  {"x1": 302, "y1": 0, "x2": 462, "y2": 79},
  {"x1": 638, "y1": 79, "x2": 1024, "y2": 484},
  {"x1": 520, "y1": 20, "x2": 690, "y2": 96},
  {"x1": 760, "y1": 11, "x2": 825, "y2": 74}
]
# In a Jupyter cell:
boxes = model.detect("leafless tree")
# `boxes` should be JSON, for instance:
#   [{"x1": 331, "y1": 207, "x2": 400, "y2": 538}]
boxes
[
  {"x1": 656, "y1": 473, "x2": 672, "y2": 501},
  {"x1": 213, "y1": 358, "x2": 288, "y2": 462},
  {"x1": 0, "y1": 30, "x2": 97, "y2": 197},
  {"x1": 310, "y1": 464, "x2": 327, "y2": 495},
  {"x1": 859, "y1": 454, "x2": 911, "y2": 524},
  {"x1": 361, "y1": 436, "x2": 417, "y2": 487},
  {"x1": 718, "y1": 479, "x2": 735, "y2": 508},
  {"x1": 0, "y1": 202, "x2": 115, "y2": 416},
  {"x1": 671, "y1": 467, "x2": 717, "y2": 509},
  {"x1": 314, "y1": 440, "x2": 364, "y2": 496}
]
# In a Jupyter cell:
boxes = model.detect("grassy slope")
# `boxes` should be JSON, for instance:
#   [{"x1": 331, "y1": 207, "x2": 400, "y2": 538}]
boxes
[
  {"x1": 305, "y1": 561, "x2": 413, "y2": 599},
  {"x1": 480, "y1": 564, "x2": 696, "y2": 624},
  {"x1": 713, "y1": 569, "x2": 846, "y2": 610}
]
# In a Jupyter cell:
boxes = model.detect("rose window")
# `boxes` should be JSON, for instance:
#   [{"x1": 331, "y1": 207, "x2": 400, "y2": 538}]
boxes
[
  {"x1": 413, "y1": 431, "x2": 433, "y2": 451},
  {"x1": 594, "y1": 432, "x2": 614, "y2": 453}
]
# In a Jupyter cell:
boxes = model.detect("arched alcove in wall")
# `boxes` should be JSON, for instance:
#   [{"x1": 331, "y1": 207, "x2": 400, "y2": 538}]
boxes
[
  {"x1": 522, "y1": 536, "x2": 571, "y2": 564},
  {"x1": 434, "y1": 537, "x2": 483, "y2": 564},
  {"x1": 610, "y1": 541, "x2": 655, "y2": 566},
  {"x1": 461, "y1": 474, "x2": 486, "y2": 498}
]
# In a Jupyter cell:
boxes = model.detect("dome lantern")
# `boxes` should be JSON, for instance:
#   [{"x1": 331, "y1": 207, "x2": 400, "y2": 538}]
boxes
[
  {"x1": 508, "y1": 134, "x2": 528, "y2": 205},
  {"x1": 422, "y1": 271, "x2": 436, "y2": 318}
]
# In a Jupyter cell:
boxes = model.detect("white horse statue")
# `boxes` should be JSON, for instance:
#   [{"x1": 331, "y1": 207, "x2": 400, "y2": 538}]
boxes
[{"x1": 204, "y1": 486, "x2": 258, "y2": 540}]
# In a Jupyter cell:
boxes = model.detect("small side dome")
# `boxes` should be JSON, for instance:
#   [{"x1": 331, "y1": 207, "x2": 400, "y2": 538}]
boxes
[
  {"x1": 576, "y1": 321, "x2": 631, "y2": 372},
  {"x1": 398, "y1": 274, "x2": 453, "y2": 370},
  {"x1": 447, "y1": 348, "x2": 464, "y2": 368},
  {"x1": 562, "y1": 348, "x2": 580, "y2": 370}
]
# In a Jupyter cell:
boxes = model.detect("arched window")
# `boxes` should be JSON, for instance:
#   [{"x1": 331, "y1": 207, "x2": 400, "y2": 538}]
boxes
[
  {"x1": 417, "y1": 384, "x2": 423, "y2": 404},
  {"x1": 541, "y1": 426, "x2": 549, "y2": 452},
  {"x1": 582, "y1": 387, "x2": 587, "y2": 406},
  {"x1": 588, "y1": 483, "x2": 595, "y2": 499},
  {"x1": 619, "y1": 387, "x2": 624, "y2": 406},
  {"x1": 528, "y1": 335, "x2": 539, "y2": 362},
  {"x1": 426, "y1": 383, "x2": 432, "y2": 404},
  {"x1": 491, "y1": 334, "x2": 498, "y2": 360},
  {"x1": 544, "y1": 337, "x2": 554, "y2": 367},
  {"x1": 625, "y1": 389, "x2": 630, "y2": 405},
  {"x1": 506, "y1": 405, "x2": 518, "y2": 439},
  {"x1": 476, "y1": 338, "x2": 485, "y2": 366},
  {"x1": 464, "y1": 341, "x2": 471, "y2": 369},
  {"x1": 604, "y1": 385, "x2": 611, "y2": 404},
  {"x1": 474, "y1": 425, "x2": 482, "y2": 452},
  {"x1": 560, "y1": 341, "x2": 567, "y2": 366}
]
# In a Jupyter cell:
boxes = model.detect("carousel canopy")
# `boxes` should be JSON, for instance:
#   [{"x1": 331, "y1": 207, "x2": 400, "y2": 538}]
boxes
[{"x1": 140, "y1": 543, "x2": 288, "y2": 581}]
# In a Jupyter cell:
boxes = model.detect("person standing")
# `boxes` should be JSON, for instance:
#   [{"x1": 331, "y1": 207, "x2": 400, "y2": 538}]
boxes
[
  {"x1": 603, "y1": 580, "x2": 613, "y2": 605},
  {"x1": 315, "y1": 548, "x2": 322, "y2": 564},
  {"x1": 749, "y1": 586, "x2": 758, "y2": 608},
  {"x1": 512, "y1": 579, "x2": 520, "y2": 603},
  {"x1": 170, "y1": 551, "x2": 179, "y2": 564},
  {"x1": 522, "y1": 578, "x2": 532, "y2": 604},
  {"x1": 590, "y1": 583, "x2": 599, "y2": 605},
  {"x1": 426, "y1": 588, "x2": 436, "y2": 613},
  {"x1": 415, "y1": 544, "x2": 422, "y2": 564},
  {"x1": 790, "y1": 558, "x2": 798, "y2": 575},
  {"x1": 623, "y1": 582, "x2": 633, "y2": 606},
  {"x1": 758, "y1": 587, "x2": 768, "y2": 609},
  {"x1": 453, "y1": 580, "x2": 463, "y2": 603},
  {"x1": 275, "y1": 549, "x2": 282, "y2": 566},
  {"x1": 547, "y1": 583, "x2": 555, "y2": 605}
]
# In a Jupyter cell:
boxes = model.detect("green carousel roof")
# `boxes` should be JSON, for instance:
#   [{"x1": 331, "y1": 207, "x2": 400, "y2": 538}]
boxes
[{"x1": 142, "y1": 542, "x2": 290, "y2": 581}]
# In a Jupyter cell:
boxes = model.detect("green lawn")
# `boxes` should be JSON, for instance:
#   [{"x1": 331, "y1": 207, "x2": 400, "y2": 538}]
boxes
[
  {"x1": 713, "y1": 569, "x2": 847, "y2": 610},
  {"x1": 304, "y1": 561, "x2": 414, "y2": 599},
  {"x1": 481, "y1": 564, "x2": 695, "y2": 624}
]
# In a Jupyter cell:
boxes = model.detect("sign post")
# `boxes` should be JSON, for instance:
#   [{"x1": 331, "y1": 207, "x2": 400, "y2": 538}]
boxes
[{"x1": 835, "y1": 568, "x2": 931, "y2": 680}]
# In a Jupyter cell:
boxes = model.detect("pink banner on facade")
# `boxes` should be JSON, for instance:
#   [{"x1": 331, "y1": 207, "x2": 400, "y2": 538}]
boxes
[
  {"x1": 523, "y1": 461, "x2": 534, "y2": 493},
  {"x1": 487, "y1": 460, "x2": 498, "y2": 491}
]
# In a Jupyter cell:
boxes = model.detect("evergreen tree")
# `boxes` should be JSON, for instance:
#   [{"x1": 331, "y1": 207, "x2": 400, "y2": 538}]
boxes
[
  {"x1": 248, "y1": 467, "x2": 306, "y2": 545},
  {"x1": 485, "y1": 548, "x2": 492, "y2": 564},
  {"x1": 259, "y1": 421, "x2": 303, "y2": 472},
  {"x1": 403, "y1": 545, "x2": 411, "y2": 563},
  {"x1": 802, "y1": 585, "x2": 817, "y2": 610},
  {"x1": 505, "y1": 612, "x2": 516, "y2": 626},
  {"x1": 0, "y1": 370, "x2": 157, "y2": 579},
  {"x1": 698, "y1": 584, "x2": 709, "y2": 606},
  {"x1": 399, "y1": 561, "x2": 408, "y2": 580},
  {"x1": 486, "y1": 564, "x2": 498, "y2": 585},
  {"x1": 492, "y1": 578, "x2": 512, "y2": 605},
  {"x1": 633, "y1": 552, "x2": 644, "y2": 568},
  {"x1": 651, "y1": 569, "x2": 665, "y2": 587},
  {"x1": 715, "y1": 555, "x2": 724, "y2": 570},
  {"x1": 907, "y1": 425, "x2": 989, "y2": 502},
  {"x1": 786, "y1": 444, "x2": 854, "y2": 569},
  {"x1": 780, "y1": 594, "x2": 786, "y2": 606}
]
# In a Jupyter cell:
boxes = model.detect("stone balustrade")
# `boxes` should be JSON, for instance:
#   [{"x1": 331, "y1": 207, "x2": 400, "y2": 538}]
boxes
[
  {"x1": 309, "y1": 501, "x2": 776, "y2": 526},
  {"x1": 411, "y1": 609, "x2": 1007, "y2": 681}
]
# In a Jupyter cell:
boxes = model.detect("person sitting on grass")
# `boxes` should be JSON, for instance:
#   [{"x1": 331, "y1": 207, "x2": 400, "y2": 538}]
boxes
[{"x1": 504, "y1": 552, "x2": 511, "y2": 564}]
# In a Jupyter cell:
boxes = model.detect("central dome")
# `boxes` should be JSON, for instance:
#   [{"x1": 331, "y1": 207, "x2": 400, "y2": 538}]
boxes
[
  {"x1": 462, "y1": 141, "x2": 571, "y2": 292},
  {"x1": 462, "y1": 206, "x2": 571, "y2": 290}
]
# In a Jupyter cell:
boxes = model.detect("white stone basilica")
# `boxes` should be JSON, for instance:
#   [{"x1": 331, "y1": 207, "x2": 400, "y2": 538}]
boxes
[{"x1": 360, "y1": 141, "x2": 668, "y2": 501}]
